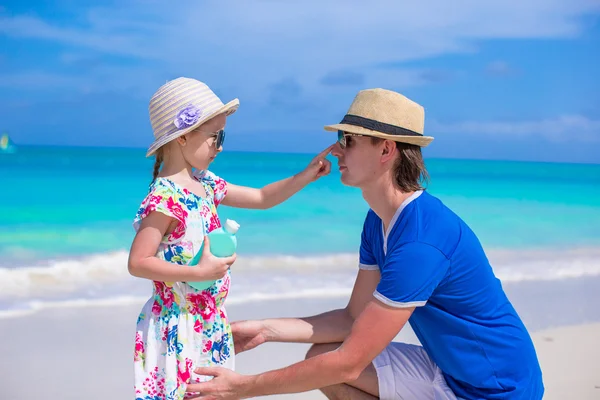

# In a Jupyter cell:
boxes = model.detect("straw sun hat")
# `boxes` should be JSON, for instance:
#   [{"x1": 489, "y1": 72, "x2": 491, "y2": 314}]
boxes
[
  {"x1": 324, "y1": 88, "x2": 433, "y2": 147},
  {"x1": 146, "y1": 77, "x2": 239, "y2": 157}
]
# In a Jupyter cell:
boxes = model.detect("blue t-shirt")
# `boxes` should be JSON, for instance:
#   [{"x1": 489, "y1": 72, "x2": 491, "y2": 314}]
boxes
[{"x1": 359, "y1": 190, "x2": 544, "y2": 399}]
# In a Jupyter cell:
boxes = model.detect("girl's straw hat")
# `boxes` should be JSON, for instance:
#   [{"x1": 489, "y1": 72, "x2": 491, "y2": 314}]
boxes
[
  {"x1": 324, "y1": 88, "x2": 433, "y2": 147},
  {"x1": 146, "y1": 77, "x2": 239, "y2": 157}
]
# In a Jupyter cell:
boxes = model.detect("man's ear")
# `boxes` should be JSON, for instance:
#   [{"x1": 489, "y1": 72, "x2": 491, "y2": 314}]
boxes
[{"x1": 381, "y1": 139, "x2": 397, "y2": 163}]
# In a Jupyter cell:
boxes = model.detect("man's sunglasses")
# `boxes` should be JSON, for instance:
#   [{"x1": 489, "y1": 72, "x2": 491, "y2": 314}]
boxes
[{"x1": 337, "y1": 130, "x2": 364, "y2": 149}]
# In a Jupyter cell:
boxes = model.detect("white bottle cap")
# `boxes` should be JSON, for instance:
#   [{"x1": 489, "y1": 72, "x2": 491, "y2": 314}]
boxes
[{"x1": 223, "y1": 219, "x2": 240, "y2": 234}]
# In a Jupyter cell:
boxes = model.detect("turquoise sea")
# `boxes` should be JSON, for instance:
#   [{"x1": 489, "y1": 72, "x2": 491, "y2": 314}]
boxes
[{"x1": 1, "y1": 146, "x2": 600, "y2": 316}]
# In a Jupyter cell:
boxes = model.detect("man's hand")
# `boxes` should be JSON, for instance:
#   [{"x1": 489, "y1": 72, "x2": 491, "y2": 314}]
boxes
[
  {"x1": 187, "y1": 299, "x2": 414, "y2": 399},
  {"x1": 303, "y1": 144, "x2": 334, "y2": 181},
  {"x1": 185, "y1": 367, "x2": 250, "y2": 400},
  {"x1": 231, "y1": 320, "x2": 269, "y2": 354}
]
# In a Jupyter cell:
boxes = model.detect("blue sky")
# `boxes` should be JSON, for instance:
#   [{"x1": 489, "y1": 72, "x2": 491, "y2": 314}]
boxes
[{"x1": 1, "y1": 1, "x2": 599, "y2": 163}]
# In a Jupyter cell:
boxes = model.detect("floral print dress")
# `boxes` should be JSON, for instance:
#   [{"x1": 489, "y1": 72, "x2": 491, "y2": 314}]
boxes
[{"x1": 132, "y1": 170, "x2": 233, "y2": 400}]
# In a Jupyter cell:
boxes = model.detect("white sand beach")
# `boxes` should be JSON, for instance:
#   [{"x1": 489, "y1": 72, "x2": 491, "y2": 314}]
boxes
[{"x1": 1, "y1": 281, "x2": 599, "y2": 400}]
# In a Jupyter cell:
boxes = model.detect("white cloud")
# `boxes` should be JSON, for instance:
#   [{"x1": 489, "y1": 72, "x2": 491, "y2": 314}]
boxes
[
  {"x1": 0, "y1": 15, "x2": 158, "y2": 59},
  {"x1": 485, "y1": 61, "x2": 520, "y2": 77},
  {"x1": 0, "y1": 71, "x2": 83, "y2": 89},
  {"x1": 429, "y1": 115, "x2": 600, "y2": 143},
  {"x1": 0, "y1": 67, "x2": 162, "y2": 97},
  {"x1": 1, "y1": 0, "x2": 599, "y2": 98},
  {"x1": 1, "y1": 0, "x2": 599, "y2": 145}
]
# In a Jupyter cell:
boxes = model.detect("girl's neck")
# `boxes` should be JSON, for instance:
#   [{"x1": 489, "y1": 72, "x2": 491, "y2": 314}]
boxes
[
  {"x1": 159, "y1": 161, "x2": 208, "y2": 198},
  {"x1": 159, "y1": 164, "x2": 194, "y2": 180},
  {"x1": 159, "y1": 151, "x2": 194, "y2": 181}
]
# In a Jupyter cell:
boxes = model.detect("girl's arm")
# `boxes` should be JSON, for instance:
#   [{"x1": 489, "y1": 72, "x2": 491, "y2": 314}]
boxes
[
  {"x1": 220, "y1": 144, "x2": 334, "y2": 210},
  {"x1": 127, "y1": 211, "x2": 236, "y2": 282}
]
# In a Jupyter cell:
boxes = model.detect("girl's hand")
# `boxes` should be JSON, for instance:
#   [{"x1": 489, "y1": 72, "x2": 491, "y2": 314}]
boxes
[
  {"x1": 303, "y1": 144, "x2": 334, "y2": 181},
  {"x1": 196, "y1": 235, "x2": 237, "y2": 281}
]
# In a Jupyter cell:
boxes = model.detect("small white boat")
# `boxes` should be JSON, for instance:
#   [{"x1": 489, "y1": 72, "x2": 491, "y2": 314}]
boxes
[{"x1": 0, "y1": 133, "x2": 16, "y2": 154}]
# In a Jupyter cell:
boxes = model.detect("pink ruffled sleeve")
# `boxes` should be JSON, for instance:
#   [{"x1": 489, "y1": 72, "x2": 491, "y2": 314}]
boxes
[
  {"x1": 132, "y1": 180, "x2": 188, "y2": 243},
  {"x1": 198, "y1": 170, "x2": 228, "y2": 207}
]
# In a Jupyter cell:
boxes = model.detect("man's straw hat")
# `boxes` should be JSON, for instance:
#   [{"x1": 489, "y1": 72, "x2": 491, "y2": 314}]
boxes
[
  {"x1": 146, "y1": 77, "x2": 239, "y2": 157},
  {"x1": 324, "y1": 88, "x2": 433, "y2": 147}
]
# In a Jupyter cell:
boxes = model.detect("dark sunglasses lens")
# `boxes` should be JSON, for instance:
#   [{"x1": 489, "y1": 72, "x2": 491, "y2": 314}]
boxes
[
  {"x1": 216, "y1": 130, "x2": 225, "y2": 148},
  {"x1": 337, "y1": 130, "x2": 346, "y2": 148}
]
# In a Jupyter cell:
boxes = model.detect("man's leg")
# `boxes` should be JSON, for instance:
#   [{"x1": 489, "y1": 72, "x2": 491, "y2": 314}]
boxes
[
  {"x1": 305, "y1": 343, "x2": 379, "y2": 400},
  {"x1": 306, "y1": 342, "x2": 458, "y2": 400},
  {"x1": 319, "y1": 384, "x2": 378, "y2": 400}
]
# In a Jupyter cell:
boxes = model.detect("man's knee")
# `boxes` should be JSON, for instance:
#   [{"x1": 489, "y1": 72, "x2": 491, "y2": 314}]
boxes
[
  {"x1": 305, "y1": 343, "x2": 380, "y2": 398},
  {"x1": 305, "y1": 343, "x2": 342, "y2": 360}
]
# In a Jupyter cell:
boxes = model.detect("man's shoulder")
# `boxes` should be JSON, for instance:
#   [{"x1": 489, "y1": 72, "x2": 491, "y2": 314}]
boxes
[
  {"x1": 388, "y1": 191, "x2": 463, "y2": 254},
  {"x1": 404, "y1": 190, "x2": 460, "y2": 226},
  {"x1": 412, "y1": 190, "x2": 443, "y2": 210}
]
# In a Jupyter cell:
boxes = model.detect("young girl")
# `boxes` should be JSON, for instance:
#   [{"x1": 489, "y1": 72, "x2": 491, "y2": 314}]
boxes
[{"x1": 128, "y1": 77, "x2": 333, "y2": 400}]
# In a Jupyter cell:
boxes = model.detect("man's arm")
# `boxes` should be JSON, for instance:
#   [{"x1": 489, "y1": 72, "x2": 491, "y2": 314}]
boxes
[
  {"x1": 256, "y1": 268, "x2": 381, "y2": 345},
  {"x1": 192, "y1": 298, "x2": 413, "y2": 398}
]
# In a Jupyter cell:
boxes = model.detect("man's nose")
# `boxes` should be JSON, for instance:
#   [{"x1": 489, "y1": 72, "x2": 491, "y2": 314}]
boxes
[{"x1": 330, "y1": 142, "x2": 343, "y2": 157}]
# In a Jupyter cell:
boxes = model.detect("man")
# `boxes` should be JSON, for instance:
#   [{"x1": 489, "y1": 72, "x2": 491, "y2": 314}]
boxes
[{"x1": 186, "y1": 89, "x2": 544, "y2": 399}]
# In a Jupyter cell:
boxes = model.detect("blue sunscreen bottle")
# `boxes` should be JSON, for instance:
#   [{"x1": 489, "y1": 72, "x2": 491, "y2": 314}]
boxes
[{"x1": 187, "y1": 219, "x2": 240, "y2": 290}]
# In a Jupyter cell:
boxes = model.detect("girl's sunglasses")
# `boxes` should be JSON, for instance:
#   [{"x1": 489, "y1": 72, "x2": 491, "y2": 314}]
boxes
[
  {"x1": 337, "y1": 130, "x2": 364, "y2": 149},
  {"x1": 213, "y1": 129, "x2": 226, "y2": 149}
]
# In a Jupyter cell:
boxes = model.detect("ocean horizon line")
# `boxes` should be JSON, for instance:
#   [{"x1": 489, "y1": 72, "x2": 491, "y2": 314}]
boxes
[{"x1": 4, "y1": 143, "x2": 600, "y2": 166}]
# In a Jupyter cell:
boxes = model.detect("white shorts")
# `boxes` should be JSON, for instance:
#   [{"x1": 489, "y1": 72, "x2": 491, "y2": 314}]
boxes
[{"x1": 373, "y1": 342, "x2": 459, "y2": 400}]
